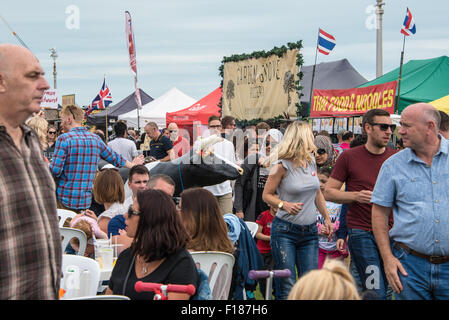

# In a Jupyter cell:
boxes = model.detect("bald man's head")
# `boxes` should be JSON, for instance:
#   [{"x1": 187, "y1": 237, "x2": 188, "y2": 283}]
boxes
[
  {"x1": 0, "y1": 44, "x2": 49, "y2": 123},
  {"x1": 402, "y1": 103, "x2": 440, "y2": 132}
]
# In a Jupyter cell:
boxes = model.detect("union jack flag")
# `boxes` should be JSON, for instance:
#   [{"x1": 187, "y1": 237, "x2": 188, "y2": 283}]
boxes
[
  {"x1": 85, "y1": 77, "x2": 113, "y2": 117},
  {"x1": 401, "y1": 8, "x2": 416, "y2": 36}
]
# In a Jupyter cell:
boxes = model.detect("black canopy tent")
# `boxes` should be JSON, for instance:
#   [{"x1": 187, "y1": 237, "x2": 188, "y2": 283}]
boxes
[
  {"x1": 299, "y1": 59, "x2": 367, "y2": 117},
  {"x1": 86, "y1": 88, "x2": 153, "y2": 127}
]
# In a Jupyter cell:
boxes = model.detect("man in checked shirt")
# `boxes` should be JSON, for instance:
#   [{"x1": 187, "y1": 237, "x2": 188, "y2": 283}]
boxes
[
  {"x1": 0, "y1": 44, "x2": 61, "y2": 299},
  {"x1": 49, "y1": 104, "x2": 144, "y2": 213}
]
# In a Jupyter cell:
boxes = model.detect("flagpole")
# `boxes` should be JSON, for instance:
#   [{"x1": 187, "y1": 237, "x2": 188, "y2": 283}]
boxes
[
  {"x1": 308, "y1": 28, "x2": 319, "y2": 117},
  {"x1": 395, "y1": 34, "x2": 406, "y2": 115}
]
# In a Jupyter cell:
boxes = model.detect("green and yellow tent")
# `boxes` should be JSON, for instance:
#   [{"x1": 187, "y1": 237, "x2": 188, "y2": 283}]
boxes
[{"x1": 358, "y1": 56, "x2": 449, "y2": 114}]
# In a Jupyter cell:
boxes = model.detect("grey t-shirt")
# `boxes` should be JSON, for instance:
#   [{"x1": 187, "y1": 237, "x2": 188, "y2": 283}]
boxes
[
  {"x1": 275, "y1": 159, "x2": 320, "y2": 225},
  {"x1": 108, "y1": 137, "x2": 137, "y2": 162}
]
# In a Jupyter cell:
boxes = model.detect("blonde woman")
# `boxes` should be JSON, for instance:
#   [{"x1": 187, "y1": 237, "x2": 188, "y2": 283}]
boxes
[
  {"x1": 262, "y1": 121, "x2": 333, "y2": 300},
  {"x1": 26, "y1": 115, "x2": 49, "y2": 162},
  {"x1": 287, "y1": 258, "x2": 360, "y2": 300}
]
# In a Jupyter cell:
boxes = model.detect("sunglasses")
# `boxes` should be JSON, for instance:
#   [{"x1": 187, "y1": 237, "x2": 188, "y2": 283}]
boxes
[
  {"x1": 169, "y1": 130, "x2": 178, "y2": 133},
  {"x1": 265, "y1": 141, "x2": 278, "y2": 148},
  {"x1": 317, "y1": 148, "x2": 327, "y2": 155},
  {"x1": 48, "y1": 131, "x2": 56, "y2": 135},
  {"x1": 370, "y1": 123, "x2": 396, "y2": 132},
  {"x1": 128, "y1": 205, "x2": 141, "y2": 217}
]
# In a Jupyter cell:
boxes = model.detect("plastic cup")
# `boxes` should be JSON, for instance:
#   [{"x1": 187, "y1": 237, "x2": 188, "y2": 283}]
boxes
[{"x1": 101, "y1": 247, "x2": 114, "y2": 270}]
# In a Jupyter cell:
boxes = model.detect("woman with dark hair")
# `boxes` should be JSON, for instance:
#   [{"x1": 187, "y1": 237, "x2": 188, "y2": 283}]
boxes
[
  {"x1": 180, "y1": 187, "x2": 234, "y2": 254},
  {"x1": 106, "y1": 189, "x2": 198, "y2": 300}
]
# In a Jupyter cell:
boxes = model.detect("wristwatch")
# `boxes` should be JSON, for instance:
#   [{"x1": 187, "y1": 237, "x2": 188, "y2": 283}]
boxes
[{"x1": 278, "y1": 201, "x2": 284, "y2": 209}]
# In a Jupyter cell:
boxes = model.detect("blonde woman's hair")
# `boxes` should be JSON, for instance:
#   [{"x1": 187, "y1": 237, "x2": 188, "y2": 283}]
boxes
[
  {"x1": 26, "y1": 115, "x2": 48, "y2": 149},
  {"x1": 264, "y1": 121, "x2": 316, "y2": 168},
  {"x1": 287, "y1": 259, "x2": 360, "y2": 300}
]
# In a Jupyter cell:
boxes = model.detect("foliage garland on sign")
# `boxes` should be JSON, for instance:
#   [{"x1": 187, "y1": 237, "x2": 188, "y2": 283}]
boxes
[{"x1": 218, "y1": 41, "x2": 304, "y2": 127}]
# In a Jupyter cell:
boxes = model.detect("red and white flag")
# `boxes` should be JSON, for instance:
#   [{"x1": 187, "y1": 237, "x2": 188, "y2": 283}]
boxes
[{"x1": 125, "y1": 11, "x2": 142, "y2": 109}]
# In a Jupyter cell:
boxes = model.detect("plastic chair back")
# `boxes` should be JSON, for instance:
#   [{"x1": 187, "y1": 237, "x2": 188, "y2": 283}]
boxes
[
  {"x1": 61, "y1": 254, "x2": 101, "y2": 299},
  {"x1": 190, "y1": 251, "x2": 235, "y2": 300},
  {"x1": 245, "y1": 221, "x2": 259, "y2": 238},
  {"x1": 57, "y1": 209, "x2": 77, "y2": 227},
  {"x1": 60, "y1": 227, "x2": 87, "y2": 256}
]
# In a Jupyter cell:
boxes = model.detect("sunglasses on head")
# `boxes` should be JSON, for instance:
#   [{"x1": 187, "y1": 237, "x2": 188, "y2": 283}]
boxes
[
  {"x1": 67, "y1": 106, "x2": 76, "y2": 119},
  {"x1": 370, "y1": 123, "x2": 396, "y2": 132},
  {"x1": 317, "y1": 148, "x2": 327, "y2": 155},
  {"x1": 128, "y1": 205, "x2": 140, "y2": 217}
]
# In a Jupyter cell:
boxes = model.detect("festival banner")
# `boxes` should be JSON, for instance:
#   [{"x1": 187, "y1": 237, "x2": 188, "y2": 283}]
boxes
[
  {"x1": 40, "y1": 89, "x2": 58, "y2": 109},
  {"x1": 125, "y1": 11, "x2": 142, "y2": 109},
  {"x1": 222, "y1": 49, "x2": 300, "y2": 120},
  {"x1": 310, "y1": 81, "x2": 397, "y2": 118}
]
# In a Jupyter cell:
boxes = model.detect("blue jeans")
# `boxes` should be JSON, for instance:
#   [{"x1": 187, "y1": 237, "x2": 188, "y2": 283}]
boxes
[
  {"x1": 270, "y1": 217, "x2": 318, "y2": 300},
  {"x1": 347, "y1": 228, "x2": 389, "y2": 300},
  {"x1": 392, "y1": 241, "x2": 449, "y2": 300}
]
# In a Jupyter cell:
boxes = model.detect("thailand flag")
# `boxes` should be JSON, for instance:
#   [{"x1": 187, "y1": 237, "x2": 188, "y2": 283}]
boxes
[
  {"x1": 85, "y1": 77, "x2": 113, "y2": 117},
  {"x1": 401, "y1": 8, "x2": 416, "y2": 36},
  {"x1": 317, "y1": 29, "x2": 336, "y2": 55}
]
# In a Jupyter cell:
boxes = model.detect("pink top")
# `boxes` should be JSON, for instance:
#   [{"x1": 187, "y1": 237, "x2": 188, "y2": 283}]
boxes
[{"x1": 70, "y1": 215, "x2": 108, "y2": 239}]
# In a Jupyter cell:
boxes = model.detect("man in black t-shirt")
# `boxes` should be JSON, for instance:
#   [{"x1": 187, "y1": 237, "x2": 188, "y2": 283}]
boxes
[{"x1": 145, "y1": 122, "x2": 175, "y2": 162}]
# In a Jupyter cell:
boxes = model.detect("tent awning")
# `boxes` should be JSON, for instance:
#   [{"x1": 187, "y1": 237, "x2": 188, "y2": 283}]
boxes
[
  {"x1": 358, "y1": 56, "x2": 449, "y2": 114},
  {"x1": 118, "y1": 87, "x2": 196, "y2": 129},
  {"x1": 166, "y1": 87, "x2": 222, "y2": 126}
]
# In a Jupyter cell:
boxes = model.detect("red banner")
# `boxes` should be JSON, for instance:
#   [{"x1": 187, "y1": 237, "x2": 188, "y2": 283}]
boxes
[
  {"x1": 125, "y1": 11, "x2": 142, "y2": 109},
  {"x1": 309, "y1": 81, "x2": 397, "y2": 118}
]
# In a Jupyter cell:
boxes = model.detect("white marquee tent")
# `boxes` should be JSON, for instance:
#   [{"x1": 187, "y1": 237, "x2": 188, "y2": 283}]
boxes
[{"x1": 118, "y1": 87, "x2": 196, "y2": 129}]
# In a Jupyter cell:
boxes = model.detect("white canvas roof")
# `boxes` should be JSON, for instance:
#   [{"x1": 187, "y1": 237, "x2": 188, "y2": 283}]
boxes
[{"x1": 118, "y1": 87, "x2": 196, "y2": 129}]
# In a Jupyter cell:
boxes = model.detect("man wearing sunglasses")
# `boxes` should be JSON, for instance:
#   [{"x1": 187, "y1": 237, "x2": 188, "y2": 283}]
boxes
[
  {"x1": 324, "y1": 108, "x2": 396, "y2": 300},
  {"x1": 372, "y1": 104, "x2": 449, "y2": 300}
]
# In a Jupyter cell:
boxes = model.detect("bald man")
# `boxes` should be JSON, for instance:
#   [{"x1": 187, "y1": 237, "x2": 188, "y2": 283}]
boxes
[
  {"x1": 0, "y1": 44, "x2": 62, "y2": 299},
  {"x1": 372, "y1": 103, "x2": 449, "y2": 300},
  {"x1": 167, "y1": 122, "x2": 190, "y2": 158}
]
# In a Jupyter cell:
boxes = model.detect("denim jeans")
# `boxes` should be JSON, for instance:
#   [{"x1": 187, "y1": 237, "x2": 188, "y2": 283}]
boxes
[
  {"x1": 392, "y1": 241, "x2": 449, "y2": 300},
  {"x1": 270, "y1": 217, "x2": 318, "y2": 300},
  {"x1": 347, "y1": 228, "x2": 389, "y2": 300}
]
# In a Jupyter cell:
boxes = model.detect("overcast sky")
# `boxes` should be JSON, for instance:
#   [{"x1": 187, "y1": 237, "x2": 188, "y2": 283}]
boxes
[{"x1": 1, "y1": 0, "x2": 448, "y2": 106}]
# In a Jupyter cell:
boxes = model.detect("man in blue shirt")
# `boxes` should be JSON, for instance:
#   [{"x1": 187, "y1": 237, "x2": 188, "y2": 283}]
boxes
[
  {"x1": 372, "y1": 103, "x2": 449, "y2": 300},
  {"x1": 50, "y1": 105, "x2": 144, "y2": 211},
  {"x1": 144, "y1": 122, "x2": 174, "y2": 162}
]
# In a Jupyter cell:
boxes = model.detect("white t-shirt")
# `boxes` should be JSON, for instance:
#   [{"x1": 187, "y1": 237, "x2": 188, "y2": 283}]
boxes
[
  {"x1": 193, "y1": 138, "x2": 236, "y2": 196},
  {"x1": 108, "y1": 137, "x2": 137, "y2": 162}
]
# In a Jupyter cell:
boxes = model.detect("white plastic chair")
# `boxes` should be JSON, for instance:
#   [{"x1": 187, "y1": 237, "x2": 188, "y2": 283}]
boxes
[
  {"x1": 61, "y1": 254, "x2": 101, "y2": 299},
  {"x1": 60, "y1": 227, "x2": 87, "y2": 256},
  {"x1": 245, "y1": 221, "x2": 259, "y2": 238},
  {"x1": 68, "y1": 295, "x2": 130, "y2": 300},
  {"x1": 190, "y1": 251, "x2": 235, "y2": 300},
  {"x1": 57, "y1": 209, "x2": 77, "y2": 227}
]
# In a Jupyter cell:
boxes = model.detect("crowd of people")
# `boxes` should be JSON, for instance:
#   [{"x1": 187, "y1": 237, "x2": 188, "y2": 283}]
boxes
[{"x1": 1, "y1": 43, "x2": 449, "y2": 301}]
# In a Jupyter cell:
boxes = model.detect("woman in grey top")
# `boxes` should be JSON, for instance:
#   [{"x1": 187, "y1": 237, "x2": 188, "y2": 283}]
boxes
[{"x1": 262, "y1": 121, "x2": 333, "y2": 300}]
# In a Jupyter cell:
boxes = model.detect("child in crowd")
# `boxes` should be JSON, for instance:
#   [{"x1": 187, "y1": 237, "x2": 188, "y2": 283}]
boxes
[
  {"x1": 65, "y1": 210, "x2": 109, "y2": 258},
  {"x1": 316, "y1": 166, "x2": 348, "y2": 269},
  {"x1": 255, "y1": 200, "x2": 277, "y2": 298}
]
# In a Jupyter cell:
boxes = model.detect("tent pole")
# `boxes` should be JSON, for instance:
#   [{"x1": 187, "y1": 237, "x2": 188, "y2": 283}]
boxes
[
  {"x1": 105, "y1": 109, "x2": 108, "y2": 141},
  {"x1": 308, "y1": 28, "x2": 319, "y2": 118},
  {"x1": 395, "y1": 34, "x2": 406, "y2": 115}
]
